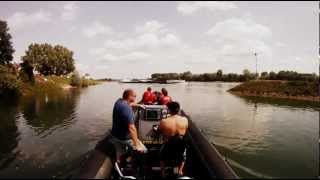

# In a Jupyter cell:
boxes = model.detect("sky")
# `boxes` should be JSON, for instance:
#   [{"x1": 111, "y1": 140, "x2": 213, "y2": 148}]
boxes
[{"x1": 0, "y1": 1, "x2": 318, "y2": 79}]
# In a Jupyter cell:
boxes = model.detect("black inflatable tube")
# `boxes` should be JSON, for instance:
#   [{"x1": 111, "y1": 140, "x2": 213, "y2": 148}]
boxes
[
  {"x1": 182, "y1": 110, "x2": 238, "y2": 179},
  {"x1": 77, "y1": 136, "x2": 116, "y2": 179}
]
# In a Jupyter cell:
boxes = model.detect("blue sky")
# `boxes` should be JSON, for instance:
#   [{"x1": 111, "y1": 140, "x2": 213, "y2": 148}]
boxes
[{"x1": 0, "y1": 1, "x2": 318, "y2": 78}]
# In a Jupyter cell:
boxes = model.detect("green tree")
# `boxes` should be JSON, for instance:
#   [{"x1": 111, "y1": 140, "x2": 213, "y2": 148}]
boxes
[
  {"x1": 243, "y1": 69, "x2": 251, "y2": 81},
  {"x1": 0, "y1": 20, "x2": 15, "y2": 65},
  {"x1": 53, "y1": 45, "x2": 75, "y2": 75},
  {"x1": 0, "y1": 65, "x2": 19, "y2": 95},
  {"x1": 261, "y1": 72, "x2": 268, "y2": 79},
  {"x1": 70, "y1": 71, "x2": 81, "y2": 87},
  {"x1": 217, "y1": 69, "x2": 223, "y2": 80},
  {"x1": 22, "y1": 43, "x2": 75, "y2": 76},
  {"x1": 181, "y1": 71, "x2": 192, "y2": 81},
  {"x1": 217, "y1": 69, "x2": 223, "y2": 77},
  {"x1": 19, "y1": 60, "x2": 34, "y2": 82},
  {"x1": 269, "y1": 71, "x2": 276, "y2": 80}
]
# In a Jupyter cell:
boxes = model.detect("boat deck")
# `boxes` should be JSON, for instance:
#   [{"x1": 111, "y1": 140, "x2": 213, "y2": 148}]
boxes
[{"x1": 77, "y1": 107, "x2": 238, "y2": 179}]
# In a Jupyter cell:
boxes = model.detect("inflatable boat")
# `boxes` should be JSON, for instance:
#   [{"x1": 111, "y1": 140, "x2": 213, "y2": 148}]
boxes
[{"x1": 77, "y1": 105, "x2": 238, "y2": 179}]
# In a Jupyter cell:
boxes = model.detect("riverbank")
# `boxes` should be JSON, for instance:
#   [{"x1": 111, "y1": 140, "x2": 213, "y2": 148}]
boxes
[
  {"x1": 228, "y1": 80, "x2": 319, "y2": 102},
  {"x1": 19, "y1": 75, "x2": 99, "y2": 96}
]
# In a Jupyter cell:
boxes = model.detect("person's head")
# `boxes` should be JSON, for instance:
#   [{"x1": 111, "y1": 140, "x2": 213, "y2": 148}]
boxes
[
  {"x1": 167, "y1": 101, "x2": 180, "y2": 115},
  {"x1": 122, "y1": 89, "x2": 136, "y2": 103},
  {"x1": 161, "y1": 88, "x2": 168, "y2": 96},
  {"x1": 154, "y1": 91, "x2": 161, "y2": 98},
  {"x1": 147, "y1": 87, "x2": 152, "y2": 92}
]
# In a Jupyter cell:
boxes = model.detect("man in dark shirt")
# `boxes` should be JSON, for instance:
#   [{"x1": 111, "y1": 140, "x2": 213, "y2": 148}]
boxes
[{"x1": 111, "y1": 89, "x2": 146, "y2": 152}]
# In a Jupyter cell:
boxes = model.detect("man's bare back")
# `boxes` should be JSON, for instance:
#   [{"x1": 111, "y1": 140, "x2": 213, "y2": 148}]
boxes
[{"x1": 159, "y1": 114, "x2": 188, "y2": 139}]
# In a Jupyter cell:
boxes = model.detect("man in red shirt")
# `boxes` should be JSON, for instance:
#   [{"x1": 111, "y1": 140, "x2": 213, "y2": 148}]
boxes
[
  {"x1": 142, "y1": 87, "x2": 155, "y2": 104},
  {"x1": 160, "y1": 88, "x2": 172, "y2": 105}
]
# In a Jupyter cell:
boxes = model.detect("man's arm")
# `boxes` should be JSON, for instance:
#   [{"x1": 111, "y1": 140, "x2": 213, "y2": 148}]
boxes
[
  {"x1": 178, "y1": 147, "x2": 187, "y2": 176},
  {"x1": 122, "y1": 105, "x2": 140, "y2": 146},
  {"x1": 130, "y1": 103, "x2": 145, "y2": 109},
  {"x1": 178, "y1": 162, "x2": 185, "y2": 176},
  {"x1": 128, "y1": 123, "x2": 139, "y2": 146},
  {"x1": 128, "y1": 123, "x2": 146, "y2": 152}
]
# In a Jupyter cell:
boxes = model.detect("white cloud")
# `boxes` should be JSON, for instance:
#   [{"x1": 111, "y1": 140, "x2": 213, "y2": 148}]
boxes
[
  {"x1": 6, "y1": 2, "x2": 77, "y2": 32},
  {"x1": 207, "y1": 18, "x2": 271, "y2": 41},
  {"x1": 207, "y1": 18, "x2": 272, "y2": 58},
  {"x1": 61, "y1": 2, "x2": 78, "y2": 21},
  {"x1": 275, "y1": 42, "x2": 286, "y2": 48},
  {"x1": 218, "y1": 40, "x2": 272, "y2": 58},
  {"x1": 162, "y1": 33, "x2": 180, "y2": 46},
  {"x1": 7, "y1": 10, "x2": 52, "y2": 31},
  {"x1": 95, "y1": 65, "x2": 109, "y2": 70},
  {"x1": 135, "y1": 20, "x2": 168, "y2": 34},
  {"x1": 103, "y1": 21, "x2": 180, "y2": 51},
  {"x1": 177, "y1": 1, "x2": 237, "y2": 15},
  {"x1": 89, "y1": 47, "x2": 107, "y2": 55},
  {"x1": 103, "y1": 32, "x2": 180, "y2": 51},
  {"x1": 68, "y1": 26, "x2": 77, "y2": 33},
  {"x1": 102, "y1": 53, "x2": 118, "y2": 61},
  {"x1": 88, "y1": 20, "x2": 181, "y2": 67},
  {"x1": 102, "y1": 51, "x2": 150, "y2": 62},
  {"x1": 83, "y1": 21, "x2": 113, "y2": 38}
]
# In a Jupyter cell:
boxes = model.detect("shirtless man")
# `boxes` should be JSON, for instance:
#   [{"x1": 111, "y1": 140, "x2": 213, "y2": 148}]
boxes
[{"x1": 159, "y1": 101, "x2": 188, "y2": 177}]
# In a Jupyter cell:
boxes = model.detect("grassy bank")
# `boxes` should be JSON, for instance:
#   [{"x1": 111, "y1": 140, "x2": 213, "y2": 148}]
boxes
[
  {"x1": 228, "y1": 80, "x2": 319, "y2": 102},
  {"x1": 19, "y1": 75, "x2": 100, "y2": 96}
]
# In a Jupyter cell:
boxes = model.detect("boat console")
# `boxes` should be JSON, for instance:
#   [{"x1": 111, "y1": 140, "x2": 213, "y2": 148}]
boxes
[
  {"x1": 113, "y1": 105, "x2": 192, "y2": 179},
  {"x1": 135, "y1": 105, "x2": 168, "y2": 145}
]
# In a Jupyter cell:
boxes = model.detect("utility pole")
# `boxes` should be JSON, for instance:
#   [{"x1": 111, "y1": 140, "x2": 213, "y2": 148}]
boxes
[{"x1": 254, "y1": 52, "x2": 258, "y2": 80}]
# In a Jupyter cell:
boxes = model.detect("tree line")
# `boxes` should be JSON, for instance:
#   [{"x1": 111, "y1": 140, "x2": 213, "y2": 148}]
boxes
[
  {"x1": 0, "y1": 19, "x2": 80, "y2": 95},
  {"x1": 151, "y1": 69, "x2": 319, "y2": 82}
]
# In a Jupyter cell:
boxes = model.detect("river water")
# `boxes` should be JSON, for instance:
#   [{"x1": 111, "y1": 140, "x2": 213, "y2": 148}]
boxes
[{"x1": 0, "y1": 82, "x2": 318, "y2": 178}]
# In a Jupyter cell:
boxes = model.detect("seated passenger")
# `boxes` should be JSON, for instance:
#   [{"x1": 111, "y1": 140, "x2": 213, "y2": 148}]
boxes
[
  {"x1": 160, "y1": 88, "x2": 172, "y2": 105},
  {"x1": 153, "y1": 91, "x2": 163, "y2": 105},
  {"x1": 159, "y1": 101, "x2": 188, "y2": 177},
  {"x1": 142, "y1": 87, "x2": 155, "y2": 105}
]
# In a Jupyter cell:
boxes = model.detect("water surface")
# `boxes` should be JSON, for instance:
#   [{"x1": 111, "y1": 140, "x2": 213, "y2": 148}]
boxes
[{"x1": 0, "y1": 82, "x2": 318, "y2": 178}]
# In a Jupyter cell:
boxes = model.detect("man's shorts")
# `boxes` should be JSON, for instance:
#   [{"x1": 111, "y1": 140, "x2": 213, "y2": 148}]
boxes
[
  {"x1": 159, "y1": 135, "x2": 187, "y2": 166},
  {"x1": 95, "y1": 135, "x2": 134, "y2": 160}
]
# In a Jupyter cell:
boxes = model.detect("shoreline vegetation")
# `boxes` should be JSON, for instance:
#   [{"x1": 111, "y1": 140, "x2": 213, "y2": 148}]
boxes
[
  {"x1": 151, "y1": 70, "x2": 318, "y2": 82},
  {"x1": 0, "y1": 20, "x2": 99, "y2": 97},
  {"x1": 228, "y1": 80, "x2": 319, "y2": 102},
  {"x1": 0, "y1": 69, "x2": 100, "y2": 97},
  {"x1": 13, "y1": 74, "x2": 99, "y2": 97},
  {"x1": 150, "y1": 71, "x2": 319, "y2": 102}
]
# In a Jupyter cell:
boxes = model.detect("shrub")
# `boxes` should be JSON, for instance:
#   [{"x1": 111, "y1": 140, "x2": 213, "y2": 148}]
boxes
[
  {"x1": 70, "y1": 71, "x2": 81, "y2": 87},
  {"x1": 0, "y1": 65, "x2": 19, "y2": 95},
  {"x1": 81, "y1": 77, "x2": 89, "y2": 87},
  {"x1": 19, "y1": 60, "x2": 34, "y2": 82}
]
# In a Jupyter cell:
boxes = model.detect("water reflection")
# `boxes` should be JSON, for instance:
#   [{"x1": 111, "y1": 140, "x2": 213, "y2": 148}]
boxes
[
  {"x1": 211, "y1": 94, "x2": 319, "y2": 178},
  {"x1": 0, "y1": 97, "x2": 20, "y2": 170},
  {"x1": 0, "y1": 90, "x2": 81, "y2": 178},
  {"x1": 235, "y1": 95, "x2": 320, "y2": 110},
  {"x1": 20, "y1": 91, "x2": 80, "y2": 136}
]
